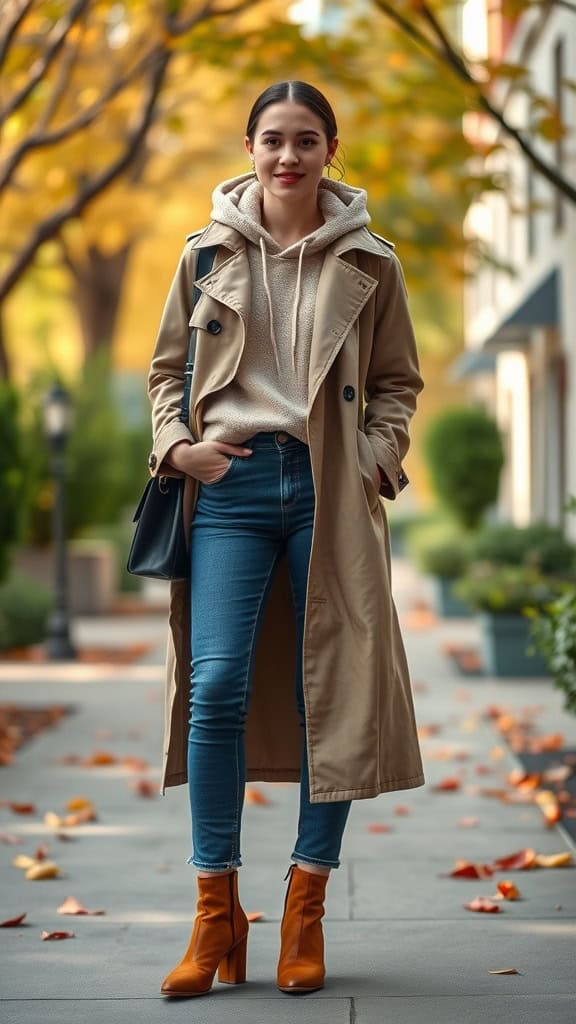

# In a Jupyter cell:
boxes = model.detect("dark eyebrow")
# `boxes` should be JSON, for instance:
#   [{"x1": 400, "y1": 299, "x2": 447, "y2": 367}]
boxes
[{"x1": 259, "y1": 129, "x2": 321, "y2": 137}]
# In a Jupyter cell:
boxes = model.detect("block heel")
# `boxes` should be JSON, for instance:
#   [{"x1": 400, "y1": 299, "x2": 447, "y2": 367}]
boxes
[{"x1": 218, "y1": 933, "x2": 248, "y2": 984}]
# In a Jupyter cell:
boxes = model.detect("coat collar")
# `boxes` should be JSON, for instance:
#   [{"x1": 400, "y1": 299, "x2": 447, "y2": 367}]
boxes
[
  {"x1": 189, "y1": 220, "x2": 394, "y2": 261},
  {"x1": 188, "y1": 220, "x2": 392, "y2": 413}
]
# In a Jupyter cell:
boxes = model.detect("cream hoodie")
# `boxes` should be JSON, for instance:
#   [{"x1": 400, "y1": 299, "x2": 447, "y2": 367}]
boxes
[{"x1": 201, "y1": 171, "x2": 370, "y2": 445}]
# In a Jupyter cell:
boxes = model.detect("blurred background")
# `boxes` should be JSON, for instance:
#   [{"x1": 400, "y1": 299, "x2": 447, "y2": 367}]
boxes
[{"x1": 0, "y1": 1, "x2": 574, "y2": 685}]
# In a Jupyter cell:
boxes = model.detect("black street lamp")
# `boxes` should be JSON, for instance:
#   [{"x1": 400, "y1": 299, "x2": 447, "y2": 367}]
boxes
[{"x1": 43, "y1": 382, "x2": 77, "y2": 661}]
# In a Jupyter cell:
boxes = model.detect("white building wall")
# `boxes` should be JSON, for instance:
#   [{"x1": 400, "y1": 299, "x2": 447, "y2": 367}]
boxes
[{"x1": 461, "y1": 2, "x2": 576, "y2": 536}]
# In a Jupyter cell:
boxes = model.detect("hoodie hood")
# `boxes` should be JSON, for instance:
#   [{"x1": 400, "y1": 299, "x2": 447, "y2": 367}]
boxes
[
  {"x1": 210, "y1": 171, "x2": 371, "y2": 256},
  {"x1": 209, "y1": 172, "x2": 371, "y2": 372}
]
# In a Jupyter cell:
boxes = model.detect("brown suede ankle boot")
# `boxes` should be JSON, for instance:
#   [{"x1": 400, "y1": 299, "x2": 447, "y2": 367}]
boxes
[
  {"x1": 277, "y1": 863, "x2": 328, "y2": 993},
  {"x1": 161, "y1": 869, "x2": 249, "y2": 997}
]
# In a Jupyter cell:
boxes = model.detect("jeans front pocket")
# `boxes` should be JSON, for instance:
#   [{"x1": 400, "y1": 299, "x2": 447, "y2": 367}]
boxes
[{"x1": 203, "y1": 455, "x2": 239, "y2": 487}]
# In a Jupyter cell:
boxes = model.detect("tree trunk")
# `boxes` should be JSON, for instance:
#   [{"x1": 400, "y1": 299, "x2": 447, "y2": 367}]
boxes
[
  {"x1": 70, "y1": 243, "x2": 132, "y2": 359},
  {"x1": 0, "y1": 309, "x2": 10, "y2": 380}
]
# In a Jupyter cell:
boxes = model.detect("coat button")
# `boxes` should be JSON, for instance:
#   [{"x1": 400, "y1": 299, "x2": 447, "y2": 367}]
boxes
[
  {"x1": 342, "y1": 385, "x2": 355, "y2": 402},
  {"x1": 206, "y1": 319, "x2": 222, "y2": 335},
  {"x1": 148, "y1": 452, "x2": 157, "y2": 471}
]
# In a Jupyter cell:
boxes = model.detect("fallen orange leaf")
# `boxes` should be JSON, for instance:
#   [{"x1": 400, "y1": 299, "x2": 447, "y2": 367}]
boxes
[
  {"x1": 448, "y1": 862, "x2": 494, "y2": 880},
  {"x1": 534, "y1": 852, "x2": 573, "y2": 868},
  {"x1": 393, "y1": 805, "x2": 411, "y2": 816},
  {"x1": 245, "y1": 787, "x2": 270, "y2": 805},
  {"x1": 458, "y1": 817, "x2": 479, "y2": 828},
  {"x1": 367, "y1": 823, "x2": 393, "y2": 833},
  {"x1": 529, "y1": 733, "x2": 564, "y2": 753},
  {"x1": 65, "y1": 797, "x2": 93, "y2": 812},
  {"x1": 507, "y1": 770, "x2": 541, "y2": 791},
  {"x1": 496, "y1": 880, "x2": 520, "y2": 900},
  {"x1": 534, "y1": 790, "x2": 562, "y2": 825},
  {"x1": 129, "y1": 779, "x2": 157, "y2": 798},
  {"x1": 431, "y1": 777, "x2": 461, "y2": 791},
  {"x1": 82, "y1": 751, "x2": 116, "y2": 766},
  {"x1": 121, "y1": 757, "x2": 149, "y2": 772},
  {"x1": 246, "y1": 911, "x2": 265, "y2": 922},
  {"x1": 417, "y1": 724, "x2": 441, "y2": 738},
  {"x1": 542, "y1": 764, "x2": 572, "y2": 784},
  {"x1": 25, "y1": 860, "x2": 60, "y2": 880},
  {"x1": 57, "y1": 896, "x2": 105, "y2": 916},
  {"x1": 491, "y1": 848, "x2": 537, "y2": 871},
  {"x1": 0, "y1": 801, "x2": 36, "y2": 814},
  {"x1": 1, "y1": 912, "x2": 27, "y2": 927},
  {"x1": 41, "y1": 930, "x2": 75, "y2": 940},
  {"x1": 488, "y1": 967, "x2": 520, "y2": 974},
  {"x1": 464, "y1": 896, "x2": 501, "y2": 913},
  {"x1": 12, "y1": 854, "x2": 36, "y2": 870}
]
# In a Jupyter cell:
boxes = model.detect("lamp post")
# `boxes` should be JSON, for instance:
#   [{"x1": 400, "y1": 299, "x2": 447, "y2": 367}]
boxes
[{"x1": 43, "y1": 382, "x2": 77, "y2": 661}]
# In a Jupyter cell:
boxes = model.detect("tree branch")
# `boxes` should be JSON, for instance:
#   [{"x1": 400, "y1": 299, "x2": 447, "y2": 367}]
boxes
[
  {"x1": 0, "y1": 0, "x2": 90, "y2": 124},
  {"x1": 372, "y1": 0, "x2": 576, "y2": 204},
  {"x1": 173, "y1": 0, "x2": 258, "y2": 34},
  {"x1": 0, "y1": 0, "x2": 34, "y2": 73},
  {"x1": 0, "y1": 51, "x2": 169, "y2": 302},
  {"x1": 0, "y1": 45, "x2": 166, "y2": 192}
]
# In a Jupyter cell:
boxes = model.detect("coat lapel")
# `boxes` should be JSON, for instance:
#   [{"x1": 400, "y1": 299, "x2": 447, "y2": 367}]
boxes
[
  {"x1": 188, "y1": 221, "x2": 391, "y2": 415},
  {"x1": 307, "y1": 248, "x2": 377, "y2": 408}
]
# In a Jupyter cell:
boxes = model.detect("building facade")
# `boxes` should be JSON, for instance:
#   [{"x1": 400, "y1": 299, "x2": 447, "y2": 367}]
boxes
[{"x1": 459, "y1": 0, "x2": 576, "y2": 535}]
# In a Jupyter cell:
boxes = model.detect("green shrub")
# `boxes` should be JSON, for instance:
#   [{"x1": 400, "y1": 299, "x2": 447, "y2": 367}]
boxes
[
  {"x1": 0, "y1": 575, "x2": 52, "y2": 650},
  {"x1": 22, "y1": 356, "x2": 148, "y2": 545},
  {"x1": 408, "y1": 521, "x2": 472, "y2": 579},
  {"x1": 456, "y1": 564, "x2": 564, "y2": 615},
  {"x1": 530, "y1": 590, "x2": 576, "y2": 715},
  {"x1": 471, "y1": 521, "x2": 576, "y2": 576},
  {"x1": 423, "y1": 406, "x2": 505, "y2": 530},
  {"x1": 0, "y1": 384, "x2": 25, "y2": 581}
]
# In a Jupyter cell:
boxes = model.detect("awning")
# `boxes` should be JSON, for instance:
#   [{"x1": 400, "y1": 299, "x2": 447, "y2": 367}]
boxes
[
  {"x1": 482, "y1": 268, "x2": 559, "y2": 348},
  {"x1": 448, "y1": 349, "x2": 497, "y2": 381}
]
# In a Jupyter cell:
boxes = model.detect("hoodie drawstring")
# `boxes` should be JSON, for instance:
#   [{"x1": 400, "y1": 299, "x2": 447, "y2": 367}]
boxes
[
  {"x1": 260, "y1": 237, "x2": 282, "y2": 376},
  {"x1": 260, "y1": 236, "x2": 308, "y2": 376},
  {"x1": 291, "y1": 240, "x2": 307, "y2": 372}
]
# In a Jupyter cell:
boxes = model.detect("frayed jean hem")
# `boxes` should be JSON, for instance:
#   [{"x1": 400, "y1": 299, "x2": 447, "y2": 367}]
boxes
[
  {"x1": 186, "y1": 855, "x2": 242, "y2": 871},
  {"x1": 291, "y1": 851, "x2": 340, "y2": 869}
]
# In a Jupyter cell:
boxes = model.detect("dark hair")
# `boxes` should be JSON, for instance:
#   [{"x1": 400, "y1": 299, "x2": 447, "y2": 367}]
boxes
[{"x1": 246, "y1": 81, "x2": 338, "y2": 144}]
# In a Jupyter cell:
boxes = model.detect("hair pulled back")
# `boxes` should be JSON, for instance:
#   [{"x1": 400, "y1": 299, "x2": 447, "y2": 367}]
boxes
[{"x1": 246, "y1": 81, "x2": 338, "y2": 145}]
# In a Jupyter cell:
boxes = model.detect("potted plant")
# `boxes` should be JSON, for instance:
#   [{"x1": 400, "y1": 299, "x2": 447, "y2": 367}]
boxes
[
  {"x1": 456, "y1": 565, "x2": 564, "y2": 677},
  {"x1": 409, "y1": 523, "x2": 473, "y2": 618}
]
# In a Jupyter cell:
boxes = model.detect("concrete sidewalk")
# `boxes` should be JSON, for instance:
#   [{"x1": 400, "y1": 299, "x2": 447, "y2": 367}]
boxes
[{"x1": 1, "y1": 561, "x2": 575, "y2": 1023}]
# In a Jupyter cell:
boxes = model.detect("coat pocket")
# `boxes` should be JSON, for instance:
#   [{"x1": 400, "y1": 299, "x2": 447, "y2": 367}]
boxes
[{"x1": 356, "y1": 429, "x2": 380, "y2": 512}]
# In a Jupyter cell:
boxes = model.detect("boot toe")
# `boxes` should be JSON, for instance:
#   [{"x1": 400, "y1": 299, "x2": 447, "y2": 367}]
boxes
[
  {"x1": 277, "y1": 965, "x2": 325, "y2": 993},
  {"x1": 161, "y1": 966, "x2": 211, "y2": 997}
]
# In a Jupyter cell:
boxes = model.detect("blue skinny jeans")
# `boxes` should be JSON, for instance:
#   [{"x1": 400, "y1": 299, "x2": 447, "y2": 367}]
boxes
[{"x1": 187, "y1": 431, "x2": 351, "y2": 871}]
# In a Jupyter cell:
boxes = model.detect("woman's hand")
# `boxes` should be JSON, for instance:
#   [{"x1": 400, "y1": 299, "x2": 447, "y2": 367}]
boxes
[{"x1": 166, "y1": 440, "x2": 252, "y2": 484}]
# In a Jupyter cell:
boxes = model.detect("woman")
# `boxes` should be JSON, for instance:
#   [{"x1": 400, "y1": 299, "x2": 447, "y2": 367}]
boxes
[{"x1": 147, "y1": 80, "x2": 425, "y2": 998}]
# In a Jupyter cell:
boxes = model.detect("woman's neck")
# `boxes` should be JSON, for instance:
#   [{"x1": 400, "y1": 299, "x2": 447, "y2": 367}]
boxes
[{"x1": 261, "y1": 192, "x2": 324, "y2": 248}]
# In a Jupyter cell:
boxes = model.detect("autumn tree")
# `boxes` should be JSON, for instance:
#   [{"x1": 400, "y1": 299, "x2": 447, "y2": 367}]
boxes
[
  {"x1": 0, "y1": 0, "x2": 266, "y2": 377},
  {"x1": 369, "y1": 0, "x2": 575, "y2": 203}
]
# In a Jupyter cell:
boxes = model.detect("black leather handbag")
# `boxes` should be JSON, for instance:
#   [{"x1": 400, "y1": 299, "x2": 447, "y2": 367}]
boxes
[{"x1": 126, "y1": 245, "x2": 217, "y2": 581}]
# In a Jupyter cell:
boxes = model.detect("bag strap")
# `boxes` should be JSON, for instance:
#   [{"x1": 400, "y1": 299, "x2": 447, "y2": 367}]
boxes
[{"x1": 179, "y1": 245, "x2": 218, "y2": 424}]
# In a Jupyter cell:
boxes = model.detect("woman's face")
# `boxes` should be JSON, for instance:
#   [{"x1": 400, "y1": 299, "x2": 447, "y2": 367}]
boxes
[{"x1": 245, "y1": 101, "x2": 338, "y2": 204}]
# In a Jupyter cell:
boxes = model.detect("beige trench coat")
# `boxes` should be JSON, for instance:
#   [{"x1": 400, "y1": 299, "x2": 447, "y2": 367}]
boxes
[{"x1": 147, "y1": 219, "x2": 425, "y2": 801}]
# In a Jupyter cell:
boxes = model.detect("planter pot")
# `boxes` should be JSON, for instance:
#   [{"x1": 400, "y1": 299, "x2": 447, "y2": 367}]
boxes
[
  {"x1": 435, "y1": 577, "x2": 473, "y2": 619},
  {"x1": 480, "y1": 612, "x2": 549, "y2": 677},
  {"x1": 12, "y1": 541, "x2": 116, "y2": 615}
]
